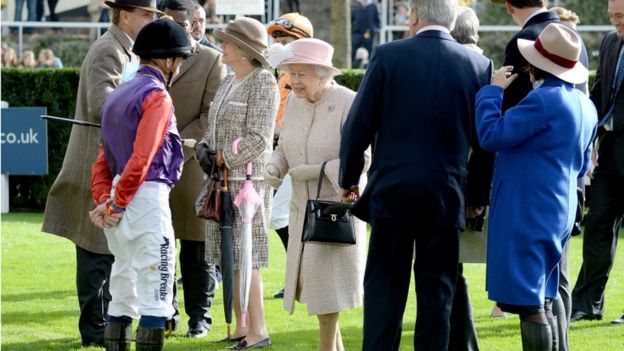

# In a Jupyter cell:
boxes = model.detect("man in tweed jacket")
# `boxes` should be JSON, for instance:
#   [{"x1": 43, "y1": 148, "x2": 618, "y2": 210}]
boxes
[
  {"x1": 160, "y1": 0, "x2": 227, "y2": 338},
  {"x1": 41, "y1": 0, "x2": 160, "y2": 346}
]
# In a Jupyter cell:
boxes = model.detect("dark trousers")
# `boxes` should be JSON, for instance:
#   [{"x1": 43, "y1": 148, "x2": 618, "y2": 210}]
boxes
[
  {"x1": 572, "y1": 172, "x2": 624, "y2": 316},
  {"x1": 449, "y1": 264, "x2": 479, "y2": 351},
  {"x1": 275, "y1": 226, "x2": 289, "y2": 251},
  {"x1": 362, "y1": 217, "x2": 459, "y2": 351},
  {"x1": 179, "y1": 239, "x2": 216, "y2": 328},
  {"x1": 76, "y1": 245, "x2": 113, "y2": 345}
]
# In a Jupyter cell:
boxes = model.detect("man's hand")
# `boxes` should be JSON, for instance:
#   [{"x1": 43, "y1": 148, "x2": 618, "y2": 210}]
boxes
[
  {"x1": 89, "y1": 203, "x2": 123, "y2": 229},
  {"x1": 491, "y1": 66, "x2": 518, "y2": 90},
  {"x1": 467, "y1": 206, "x2": 485, "y2": 219},
  {"x1": 341, "y1": 186, "x2": 360, "y2": 204}
]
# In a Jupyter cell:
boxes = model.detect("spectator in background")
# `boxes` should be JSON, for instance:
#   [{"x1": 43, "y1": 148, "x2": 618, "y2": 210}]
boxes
[
  {"x1": 351, "y1": 0, "x2": 380, "y2": 68},
  {"x1": 265, "y1": 12, "x2": 314, "y2": 299},
  {"x1": 550, "y1": 6, "x2": 580, "y2": 29},
  {"x1": 14, "y1": 0, "x2": 37, "y2": 23},
  {"x1": 191, "y1": 1, "x2": 221, "y2": 51},
  {"x1": 203, "y1": 0, "x2": 220, "y2": 24},
  {"x1": 393, "y1": 1, "x2": 410, "y2": 39},
  {"x1": 2, "y1": 46, "x2": 18, "y2": 67},
  {"x1": 38, "y1": 48, "x2": 63, "y2": 68},
  {"x1": 48, "y1": 0, "x2": 59, "y2": 21},
  {"x1": 19, "y1": 49, "x2": 37, "y2": 68}
]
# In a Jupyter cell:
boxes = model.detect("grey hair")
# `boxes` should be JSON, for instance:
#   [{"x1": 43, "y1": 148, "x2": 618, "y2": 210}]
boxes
[
  {"x1": 451, "y1": 6, "x2": 479, "y2": 45},
  {"x1": 409, "y1": 0, "x2": 458, "y2": 30},
  {"x1": 314, "y1": 65, "x2": 338, "y2": 84}
]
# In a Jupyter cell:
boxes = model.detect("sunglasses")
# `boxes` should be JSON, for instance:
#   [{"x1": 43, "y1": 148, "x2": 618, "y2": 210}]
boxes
[{"x1": 270, "y1": 18, "x2": 310, "y2": 38}]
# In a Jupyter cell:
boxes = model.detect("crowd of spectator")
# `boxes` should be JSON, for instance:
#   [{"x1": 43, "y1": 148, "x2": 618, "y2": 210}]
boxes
[{"x1": 1, "y1": 44, "x2": 63, "y2": 68}]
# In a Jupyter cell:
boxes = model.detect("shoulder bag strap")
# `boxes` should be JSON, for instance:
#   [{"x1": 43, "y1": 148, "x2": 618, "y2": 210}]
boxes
[{"x1": 315, "y1": 161, "x2": 328, "y2": 200}]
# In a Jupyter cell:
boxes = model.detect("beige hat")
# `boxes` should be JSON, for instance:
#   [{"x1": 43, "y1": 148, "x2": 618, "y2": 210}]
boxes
[
  {"x1": 517, "y1": 23, "x2": 588, "y2": 84},
  {"x1": 214, "y1": 17, "x2": 269, "y2": 68}
]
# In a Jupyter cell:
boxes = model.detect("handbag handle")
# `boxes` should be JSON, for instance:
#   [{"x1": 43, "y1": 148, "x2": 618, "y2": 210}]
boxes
[{"x1": 315, "y1": 161, "x2": 328, "y2": 200}]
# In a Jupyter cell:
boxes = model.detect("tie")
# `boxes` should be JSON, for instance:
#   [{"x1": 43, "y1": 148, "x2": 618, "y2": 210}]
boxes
[{"x1": 598, "y1": 48, "x2": 624, "y2": 128}]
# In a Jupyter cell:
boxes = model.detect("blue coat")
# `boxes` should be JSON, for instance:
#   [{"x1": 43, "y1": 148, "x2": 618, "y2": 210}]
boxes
[{"x1": 476, "y1": 78, "x2": 597, "y2": 306}]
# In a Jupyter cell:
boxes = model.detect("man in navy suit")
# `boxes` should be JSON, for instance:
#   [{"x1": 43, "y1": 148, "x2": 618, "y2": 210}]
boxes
[
  {"x1": 339, "y1": 1, "x2": 493, "y2": 350},
  {"x1": 571, "y1": 0, "x2": 624, "y2": 325}
]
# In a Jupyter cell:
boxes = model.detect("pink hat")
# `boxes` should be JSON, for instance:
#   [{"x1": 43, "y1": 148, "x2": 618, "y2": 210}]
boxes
[{"x1": 275, "y1": 38, "x2": 341, "y2": 76}]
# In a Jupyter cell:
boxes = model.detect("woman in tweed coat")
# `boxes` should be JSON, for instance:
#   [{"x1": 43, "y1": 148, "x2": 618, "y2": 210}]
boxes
[
  {"x1": 198, "y1": 18, "x2": 278, "y2": 349},
  {"x1": 265, "y1": 38, "x2": 370, "y2": 351}
]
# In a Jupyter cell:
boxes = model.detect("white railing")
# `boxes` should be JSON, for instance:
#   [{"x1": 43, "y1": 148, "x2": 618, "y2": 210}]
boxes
[{"x1": 1, "y1": 21, "x2": 227, "y2": 55}]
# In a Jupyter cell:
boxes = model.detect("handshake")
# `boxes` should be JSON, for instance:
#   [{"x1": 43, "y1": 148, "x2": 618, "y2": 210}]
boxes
[{"x1": 264, "y1": 163, "x2": 323, "y2": 189}]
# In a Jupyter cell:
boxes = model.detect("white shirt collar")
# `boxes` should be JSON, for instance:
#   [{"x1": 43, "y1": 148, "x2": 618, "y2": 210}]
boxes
[
  {"x1": 417, "y1": 25, "x2": 450, "y2": 35},
  {"x1": 524, "y1": 8, "x2": 548, "y2": 27}
]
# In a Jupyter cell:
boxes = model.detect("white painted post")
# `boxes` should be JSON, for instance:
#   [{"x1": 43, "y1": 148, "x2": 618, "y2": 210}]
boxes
[{"x1": 1, "y1": 100, "x2": 9, "y2": 214}]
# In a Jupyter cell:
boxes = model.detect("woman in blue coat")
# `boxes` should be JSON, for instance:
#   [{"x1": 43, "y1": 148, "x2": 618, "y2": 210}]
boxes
[{"x1": 476, "y1": 23, "x2": 597, "y2": 351}]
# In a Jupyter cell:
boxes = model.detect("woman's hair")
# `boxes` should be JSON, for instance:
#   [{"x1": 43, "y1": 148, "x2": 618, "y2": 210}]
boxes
[
  {"x1": 20, "y1": 50, "x2": 36, "y2": 67},
  {"x1": 39, "y1": 48, "x2": 55, "y2": 61},
  {"x1": 314, "y1": 65, "x2": 338, "y2": 84},
  {"x1": 2, "y1": 47, "x2": 18, "y2": 67},
  {"x1": 526, "y1": 64, "x2": 553, "y2": 81},
  {"x1": 451, "y1": 6, "x2": 480, "y2": 45},
  {"x1": 550, "y1": 7, "x2": 580, "y2": 26},
  {"x1": 235, "y1": 47, "x2": 262, "y2": 67}
]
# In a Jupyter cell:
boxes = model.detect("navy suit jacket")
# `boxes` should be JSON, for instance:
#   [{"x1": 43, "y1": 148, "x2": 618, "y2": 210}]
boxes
[
  {"x1": 339, "y1": 30, "x2": 493, "y2": 228},
  {"x1": 502, "y1": 11, "x2": 590, "y2": 112},
  {"x1": 591, "y1": 31, "x2": 624, "y2": 174}
]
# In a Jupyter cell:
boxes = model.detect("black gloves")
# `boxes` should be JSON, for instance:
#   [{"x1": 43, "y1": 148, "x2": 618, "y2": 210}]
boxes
[{"x1": 195, "y1": 141, "x2": 217, "y2": 176}]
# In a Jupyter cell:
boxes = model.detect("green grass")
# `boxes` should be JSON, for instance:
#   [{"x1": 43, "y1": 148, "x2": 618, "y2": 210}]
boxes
[{"x1": 1, "y1": 213, "x2": 623, "y2": 350}]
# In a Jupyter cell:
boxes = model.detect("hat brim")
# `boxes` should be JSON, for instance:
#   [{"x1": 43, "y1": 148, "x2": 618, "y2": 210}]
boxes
[
  {"x1": 214, "y1": 29, "x2": 270, "y2": 68},
  {"x1": 104, "y1": 1, "x2": 164, "y2": 15},
  {"x1": 267, "y1": 24, "x2": 308, "y2": 40},
  {"x1": 278, "y1": 59, "x2": 342, "y2": 76},
  {"x1": 517, "y1": 38, "x2": 588, "y2": 85}
]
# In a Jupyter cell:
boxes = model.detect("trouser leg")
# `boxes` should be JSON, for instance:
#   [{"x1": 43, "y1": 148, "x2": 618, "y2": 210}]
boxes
[
  {"x1": 449, "y1": 264, "x2": 479, "y2": 351},
  {"x1": 362, "y1": 217, "x2": 414, "y2": 351},
  {"x1": 572, "y1": 174, "x2": 624, "y2": 316},
  {"x1": 179, "y1": 239, "x2": 213, "y2": 329},
  {"x1": 413, "y1": 225, "x2": 459, "y2": 351},
  {"x1": 275, "y1": 226, "x2": 289, "y2": 251},
  {"x1": 76, "y1": 245, "x2": 114, "y2": 346}
]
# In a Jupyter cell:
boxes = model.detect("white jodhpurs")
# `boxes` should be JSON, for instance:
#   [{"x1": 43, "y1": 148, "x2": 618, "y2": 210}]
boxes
[{"x1": 104, "y1": 181, "x2": 176, "y2": 319}]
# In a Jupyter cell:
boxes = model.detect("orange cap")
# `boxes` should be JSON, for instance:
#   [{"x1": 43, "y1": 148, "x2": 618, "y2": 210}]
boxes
[{"x1": 267, "y1": 13, "x2": 313, "y2": 39}]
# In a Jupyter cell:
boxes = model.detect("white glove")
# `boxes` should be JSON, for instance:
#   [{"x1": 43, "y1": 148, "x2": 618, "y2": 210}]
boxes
[
  {"x1": 264, "y1": 164, "x2": 282, "y2": 188},
  {"x1": 289, "y1": 164, "x2": 322, "y2": 181}
]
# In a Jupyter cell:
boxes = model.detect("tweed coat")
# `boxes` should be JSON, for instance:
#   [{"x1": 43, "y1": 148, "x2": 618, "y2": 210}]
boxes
[
  {"x1": 42, "y1": 25, "x2": 135, "y2": 254},
  {"x1": 202, "y1": 68, "x2": 279, "y2": 268},
  {"x1": 169, "y1": 43, "x2": 226, "y2": 241},
  {"x1": 270, "y1": 83, "x2": 370, "y2": 315}
]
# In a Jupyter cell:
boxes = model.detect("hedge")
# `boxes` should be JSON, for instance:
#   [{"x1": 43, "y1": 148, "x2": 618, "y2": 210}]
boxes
[{"x1": 0, "y1": 68, "x2": 596, "y2": 210}]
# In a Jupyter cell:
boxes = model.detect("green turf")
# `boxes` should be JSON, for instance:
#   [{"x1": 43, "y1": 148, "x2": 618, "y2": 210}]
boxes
[{"x1": 1, "y1": 213, "x2": 623, "y2": 350}]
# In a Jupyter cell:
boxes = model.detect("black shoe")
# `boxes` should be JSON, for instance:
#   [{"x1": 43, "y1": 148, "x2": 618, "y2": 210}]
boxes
[
  {"x1": 273, "y1": 288, "x2": 284, "y2": 299},
  {"x1": 612, "y1": 314, "x2": 624, "y2": 324},
  {"x1": 570, "y1": 310, "x2": 602, "y2": 322}
]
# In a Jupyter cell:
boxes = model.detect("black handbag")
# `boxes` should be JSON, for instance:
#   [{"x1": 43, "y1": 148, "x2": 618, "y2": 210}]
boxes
[{"x1": 301, "y1": 162, "x2": 356, "y2": 245}]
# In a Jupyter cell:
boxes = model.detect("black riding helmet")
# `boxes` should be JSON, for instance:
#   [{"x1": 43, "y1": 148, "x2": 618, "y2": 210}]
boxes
[{"x1": 133, "y1": 18, "x2": 193, "y2": 59}]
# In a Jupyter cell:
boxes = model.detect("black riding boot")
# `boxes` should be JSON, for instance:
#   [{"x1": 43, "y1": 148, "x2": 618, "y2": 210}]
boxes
[
  {"x1": 135, "y1": 326, "x2": 165, "y2": 351},
  {"x1": 551, "y1": 297, "x2": 568, "y2": 351},
  {"x1": 520, "y1": 321, "x2": 553, "y2": 351},
  {"x1": 104, "y1": 322, "x2": 132, "y2": 351}
]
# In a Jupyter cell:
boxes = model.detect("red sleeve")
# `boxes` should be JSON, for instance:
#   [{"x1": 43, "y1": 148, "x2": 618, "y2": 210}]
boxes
[
  {"x1": 91, "y1": 144, "x2": 113, "y2": 205},
  {"x1": 113, "y1": 90, "x2": 173, "y2": 208}
]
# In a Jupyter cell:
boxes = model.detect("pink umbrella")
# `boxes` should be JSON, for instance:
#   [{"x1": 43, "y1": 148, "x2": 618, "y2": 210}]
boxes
[{"x1": 231, "y1": 138, "x2": 263, "y2": 328}]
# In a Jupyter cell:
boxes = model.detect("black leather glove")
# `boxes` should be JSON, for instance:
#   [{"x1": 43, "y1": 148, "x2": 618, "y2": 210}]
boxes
[{"x1": 195, "y1": 141, "x2": 217, "y2": 176}]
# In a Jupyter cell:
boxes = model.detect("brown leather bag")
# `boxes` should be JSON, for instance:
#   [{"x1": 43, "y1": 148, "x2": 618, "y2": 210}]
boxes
[{"x1": 195, "y1": 176, "x2": 222, "y2": 222}]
